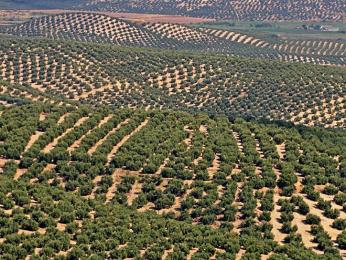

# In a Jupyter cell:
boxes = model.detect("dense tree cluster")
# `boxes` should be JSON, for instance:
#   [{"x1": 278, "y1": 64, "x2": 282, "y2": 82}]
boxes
[{"x1": 0, "y1": 99, "x2": 345, "y2": 258}]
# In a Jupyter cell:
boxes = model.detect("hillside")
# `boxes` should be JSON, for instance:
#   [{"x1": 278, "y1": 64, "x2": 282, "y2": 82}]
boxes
[
  {"x1": 201, "y1": 27, "x2": 346, "y2": 66},
  {"x1": 0, "y1": 1, "x2": 345, "y2": 259},
  {"x1": 0, "y1": 101, "x2": 346, "y2": 259},
  {"x1": 0, "y1": 13, "x2": 282, "y2": 62},
  {"x1": 78, "y1": 0, "x2": 346, "y2": 21},
  {"x1": 1, "y1": 13, "x2": 346, "y2": 67},
  {"x1": 1, "y1": 0, "x2": 346, "y2": 21},
  {"x1": 0, "y1": 36, "x2": 345, "y2": 128}
]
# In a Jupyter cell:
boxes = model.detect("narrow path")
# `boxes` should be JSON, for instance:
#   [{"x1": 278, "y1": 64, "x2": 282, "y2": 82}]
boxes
[
  {"x1": 207, "y1": 154, "x2": 220, "y2": 180},
  {"x1": 105, "y1": 169, "x2": 126, "y2": 203},
  {"x1": 84, "y1": 175, "x2": 102, "y2": 199},
  {"x1": 162, "y1": 247, "x2": 174, "y2": 260},
  {"x1": 276, "y1": 143, "x2": 286, "y2": 160},
  {"x1": 87, "y1": 118, "x2": 130, "y2": 155},
  {"x1": 154, "y1": 157, "x2": 170, "y2": 175},
  {"x1": 235, "y1": 249, "x2": 246, "y2": 260},
  {"x1": 271, "y1": 192, "x2": 285, "y2": 245},
  {"x1": 255, "y1": 138, "x2": 265, "y2": 159},
  {"x1": 14, "y1": 168, "x2": 27, "y2": 180},
  {"x1": 186, "y1": 248, "x2": 198, "y2": 260},
  {"x1": 233, "y1": 182, "x2": 243, "y2": 234},
  {"x1": 106, "y1": 118, "x2": 149, "y2": 165},
  {"x1": 302, "y1": 195, "x2": 343, "y2": 242},
  {"x1": 127, "y1": 179, "x2": 142, "y2": 206},
  {"x1": 57, "y1": 113, "x2": 71, "y2": 124},
  {"x1": 68, "y1": 114, "x2": 113, "y2": 152},
  {"x1": 43, "y1": 116, "x2": 88, "y2": 153},
  {"x1": 232, "y1": 130, "x2": 244, "y2": 154},
  {"x1": 39, "y1": 112, "x2": 48, "y2": 121},
  {"x1": 23, "y1": 131, "x2": 44, "y2": 154},
  {"x1": 183, "y1": 125, "x2": 194, "y2": 149},
  {"x1": 292, "y1": 212, "x2": 321, "y2": 254}
]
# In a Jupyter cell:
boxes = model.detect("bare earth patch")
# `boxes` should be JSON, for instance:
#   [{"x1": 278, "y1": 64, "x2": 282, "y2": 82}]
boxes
[
  {"x1": 14, "y1": 168, "x2": 27, "y2": 180},
  {"x1": 235, "y1": 249, "x2": 246, "y2": 260},
  {"x1": 127, "y1": 179, "x2": 142, "y2": 206},
  {"x1": 186, "y1": 248, "x2": 198, "y2": 260},
  {"x1": 292, "y1": 212, "x2": 321, "y2": 254},
  {"x1": 162, "y1": 247, "x2": 174, "y2": 260},
  {"x1": 302, "y1": 195, "x2": 342, "y2": 241},
  {"x1": 23, "y1": 131, "x2": 44, "y2": 153},
  {"x1": 207, "y1": 154, "x2": 220, "y2": 179},
  {"x1": 271, "y1": 192, "x2": 285, "y2": 245},
  {"x1": 276, "y1": 143, "x2": 286, "y2": 160}
]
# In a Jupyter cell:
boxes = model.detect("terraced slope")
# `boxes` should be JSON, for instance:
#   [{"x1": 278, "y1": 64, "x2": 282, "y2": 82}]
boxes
[
  {"x1": 2, "y1": 13, "x2": 345, "y2": 67},
  {"x1": 0, "y1": 36, "x2": 345, "y2": 128},
  {"x1": 1, "y1": 102, "x2": 346, "y2": 259}
]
